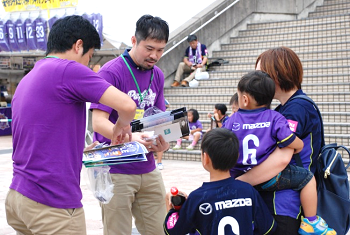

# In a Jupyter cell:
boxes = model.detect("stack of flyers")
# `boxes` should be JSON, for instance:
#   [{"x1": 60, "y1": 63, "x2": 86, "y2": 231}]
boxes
[
  {"x1": 83, "y1": 141, "x2": 148, "y2": 168},
  {"x1": 131, "y1": 107, "x2": 190, "y2": 142}
]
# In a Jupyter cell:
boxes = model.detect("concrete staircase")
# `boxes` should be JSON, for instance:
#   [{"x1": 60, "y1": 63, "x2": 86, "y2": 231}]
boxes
[{"x1": 163, "y1": 0, "x2": 350, "y2": 162}]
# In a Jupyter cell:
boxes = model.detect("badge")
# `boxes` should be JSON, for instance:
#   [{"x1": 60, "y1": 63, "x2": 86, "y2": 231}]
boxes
[{"x1": 134, "y1": 108, "x2": 144, "y2": 120}]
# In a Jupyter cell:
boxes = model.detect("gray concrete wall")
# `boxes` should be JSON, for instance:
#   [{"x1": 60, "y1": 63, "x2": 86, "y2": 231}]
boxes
[{"x1": 158, "y1": 0, "x2": 324, "y2": 87}]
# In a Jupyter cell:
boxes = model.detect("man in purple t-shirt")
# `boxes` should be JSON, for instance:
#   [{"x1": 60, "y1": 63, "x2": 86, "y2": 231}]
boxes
[
  {"x1": 90, "y1": 15, "x2": 170, "y2": 235},
  {"x1": 5, "y1": 16, "x2": 136, "y2": 235}
]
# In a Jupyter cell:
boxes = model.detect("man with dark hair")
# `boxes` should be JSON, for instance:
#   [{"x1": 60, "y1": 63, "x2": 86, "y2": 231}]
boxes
[
  {"x1": 163, "y1": 128, "x2": 276, "y2": 234},
  {"x1": 5, "y1": 15, "x2": 136, "y2": 235},
  {"x1": 171, "y1": 34, "x2": 208, "y2": 87},
  {"x1": 90, "y1": 14, "x2": 170, "y2": 235}
]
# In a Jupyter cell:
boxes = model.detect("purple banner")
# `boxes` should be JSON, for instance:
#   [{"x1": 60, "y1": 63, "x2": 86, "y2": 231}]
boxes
[
  {"x1": 91, "y1": 13, "x2": 103, "y2": 46},
  {"x1": 0, "y1": 20, "x2": 11, "y2": 52},
  {"x1": 15, "y1": 19, "x2": 27, "y2": 51},
  {"x1": 48, "y1": 16, "x2": 59, "y2": 30},
  {"x1": 6, "y1": 20, "x2": 20, "y2": 51},
  {"x1": 34, "y1": 17, "x2": 47, "y2": 51},
  {"x1": 25, "y1": 18, "x2": 37, "y2": 50}
]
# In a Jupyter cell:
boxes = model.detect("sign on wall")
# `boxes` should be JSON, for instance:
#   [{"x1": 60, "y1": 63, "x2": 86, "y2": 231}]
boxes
[{"x1": 2, "y1": 0, "x2": 79, "y2": 12}]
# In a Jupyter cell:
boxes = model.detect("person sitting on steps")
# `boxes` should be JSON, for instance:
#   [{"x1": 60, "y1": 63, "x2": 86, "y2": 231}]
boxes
[{"x1": 171, "y1": 34, "x2": 208, "y2": 87}]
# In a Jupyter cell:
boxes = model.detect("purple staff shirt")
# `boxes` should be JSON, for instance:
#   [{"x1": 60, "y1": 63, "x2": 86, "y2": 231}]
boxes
[
  {"x1": 10, "y1": 58, "x2": 111, "y2": 208},
  {"x1": 90, "y1": 49, "x2": 166, "y2": 175}
]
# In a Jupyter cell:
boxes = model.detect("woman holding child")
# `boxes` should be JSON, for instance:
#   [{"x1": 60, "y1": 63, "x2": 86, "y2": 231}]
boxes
[{"x1": 237, "y1": 46, "x2": 325, "y2": 234}]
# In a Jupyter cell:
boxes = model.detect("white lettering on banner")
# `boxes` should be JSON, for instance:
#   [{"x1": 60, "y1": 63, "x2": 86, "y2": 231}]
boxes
[
  {"x1": 243, "y1": 122, "x2": 270, "y2": 129},
  {"x1": 215, "y1": 198, "x2": 252, "y2": 210}
]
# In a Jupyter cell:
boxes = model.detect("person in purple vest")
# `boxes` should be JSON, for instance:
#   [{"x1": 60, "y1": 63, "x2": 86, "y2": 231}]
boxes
[
  {"x1": 224, "y1": 70, "x2": 335, "y2": 235},
  {"x1": 90, "y1": 15, "x2": 170, "y2": 235},
  {"x1": 171, "y1": 34, "x2": 208, "y2": 87},
  {"x1": 5, "y1": 15, "x2": 136, "y2": 235}
]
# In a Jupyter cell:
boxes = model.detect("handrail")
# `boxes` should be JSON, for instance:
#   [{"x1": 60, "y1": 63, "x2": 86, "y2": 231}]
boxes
[{"x1": 162, "y1": 0, "x2": 240, "y2": 57}]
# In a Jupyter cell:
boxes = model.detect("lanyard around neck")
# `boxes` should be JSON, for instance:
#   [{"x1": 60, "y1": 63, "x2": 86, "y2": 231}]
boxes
[
  {"x1": 45, "y1": 55, "x2": 59, "y2": 59},
  {"x1": 121, "y1": 54, "x2": 154, "y2": 104}
]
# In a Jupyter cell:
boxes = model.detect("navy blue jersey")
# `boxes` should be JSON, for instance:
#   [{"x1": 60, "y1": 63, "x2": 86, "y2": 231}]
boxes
[
  {"x1": 261, "y1": 90, "x2": 323, "y2": 219},
  {"x1": 164, "y1": 177, "x2": 276, "y2": 235}
]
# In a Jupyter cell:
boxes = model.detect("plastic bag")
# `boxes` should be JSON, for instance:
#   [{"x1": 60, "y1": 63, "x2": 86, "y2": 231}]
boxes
[
  {"x1": 86, "y1": 166, "x2": 114, "y2": 204},
  {"x1": 195, "y1": 68, "x2": 209, "y2": 80},
  {"x1": 189, "y1": 79, "x2": 199, "y2": 87},
  {"x1": 143, "y1": 106, "x2": 163, "y2": 117}
]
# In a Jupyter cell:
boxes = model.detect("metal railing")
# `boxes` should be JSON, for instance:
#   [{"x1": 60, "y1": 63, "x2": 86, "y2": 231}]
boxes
[{"x1": 162, "y1": 0, "x2": 240, "y2": 57}]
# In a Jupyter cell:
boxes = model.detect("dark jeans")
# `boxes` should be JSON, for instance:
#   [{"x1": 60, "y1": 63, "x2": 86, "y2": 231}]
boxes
[
  {"x1": 272, "y1": 215, "x2": 301, "y2": 235},
  {"x1": 255, "y1": 164, "x2": 313, "y2": 191}
]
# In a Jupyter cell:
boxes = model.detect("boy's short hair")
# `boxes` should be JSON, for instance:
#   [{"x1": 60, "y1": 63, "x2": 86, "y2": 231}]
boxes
[
  {"x1": 255, "y1": 46, "x2": 303, "y2": 91},
  {"x1": 135, "y1": 15, "x2": 169, "y2": 43},
  {"x1": 201, "y1": 128, "x2": 239, "y2": 171},
  {"x1": 214, "y1": 103, "x2": 227, "y2": 115},
  {"x1": 187, "y1": 34, "x2": 197, "y2": 42},
  {"x1": 238, "y1": 70, "x2": 275, "y2": 107},
  {"x1": 46, "y1": 15, "x2": 101, "y2": 56},
  {"x1": 229, "y1": 93, "x2": 238, "y2": 106},
  {"x1": 188, "y1": 108, "x2": 199, "y2": 123}
]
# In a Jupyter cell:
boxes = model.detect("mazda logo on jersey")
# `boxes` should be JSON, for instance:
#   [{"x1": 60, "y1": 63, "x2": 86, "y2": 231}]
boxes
[
  {"x1": 199, "y1": 203, "x2": 212, "y2": 215},
  {"x1": 232, "y1": 123, "x2": 240, "y2": 131}
]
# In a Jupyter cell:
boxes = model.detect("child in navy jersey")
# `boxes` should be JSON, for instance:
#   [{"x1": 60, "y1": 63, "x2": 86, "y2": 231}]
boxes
[
  {"x1": 173, "y1": 108, "x2": 203, "y2": 150},
  {"x1": 164, "y1": 128, "x2": 276, "y2": 235},
  {"x1": 224, "y1": 71, "x2": 336, "y2": 235}
]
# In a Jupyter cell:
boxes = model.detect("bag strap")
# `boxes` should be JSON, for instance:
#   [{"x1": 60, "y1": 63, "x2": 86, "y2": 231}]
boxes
[
  {"x1": 334, "y1": 145, "x2": 350, "y2": 170},
  {"x1": 289, "y1": 95, "x2": 325, "y2": 167},
  {"x1": 289, "y1": 95, "x2": 325, "y2": 147}
]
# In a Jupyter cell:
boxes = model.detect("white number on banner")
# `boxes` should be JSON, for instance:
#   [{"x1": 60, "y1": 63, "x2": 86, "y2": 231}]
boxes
[
  {"x1": 242, "y1": 134, "x2": 259, "y2": 165},
  {"x1": 93, "y1": 19, "x2": 99, "y2": 31},
  {"x1": 36, "y1": 26, "x2": 44, "y2": 38},
  {"x1": 16, "y1": 26, "x2": 24, "y2": 39},
  {"x1": 0, "y1": 28, "x2": 3, "y2": 39},
  {"x1": 26, "y1": 26, "x2": 33, "y2": 39},
  {"x1": 9, "y1": 27, "x2": 13, "y2": 39},
  {"x1": 218, "y1": 216, "x2": 240, "y2": 235}
]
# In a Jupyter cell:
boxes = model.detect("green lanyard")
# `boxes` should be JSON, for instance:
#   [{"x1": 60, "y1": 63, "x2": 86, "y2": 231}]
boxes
[
  {"x1": 45, "y1": 56, "x2": 59, "y2": 59},
  {"x1": 121, "y1": 54, "x2": 154, "y2": 105}
]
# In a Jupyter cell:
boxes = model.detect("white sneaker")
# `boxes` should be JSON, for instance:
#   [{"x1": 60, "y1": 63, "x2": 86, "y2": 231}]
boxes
[
  {"x1": 186, "y1": 145, "x2": 194, "y2": 150},
  {"x1": 172, "y1": 145, "x2": 181, "y2": 150},
  {"x1": 157, "y1": 163, "x2": 164, "y2": 170}
]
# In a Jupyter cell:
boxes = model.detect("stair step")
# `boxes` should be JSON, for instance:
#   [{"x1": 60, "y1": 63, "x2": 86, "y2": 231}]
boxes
[
  {"x1": 212, "y1": 43, "x2": 350, "y2": 58},
  {"x1": 309, "y1": 8, "x2": 350, "y2": 17},
  {"x1": 246, "y1": 14, "x2": 350, "y2": 30},
  {"x1": 165, "y1": 83, "x2": 350, "y2": 94},
  {"x1": 193, "y1": 112, "x2": 350, "y2": 125},
  {"x1": 212, "y1": 49, "x2": 350, "y2": 62},
  {"x1": 223, "y1": 35, "x2": 349, "y2": 51},
  {"x1": 315, "y1": 1, "x2": 350, "y2": 11},
  {"x1": 168, "y1": 102, "x2": 349, "y2": 113},
  {"x1": 234, "y1": 28, "x2": 349, "y2": 43}
]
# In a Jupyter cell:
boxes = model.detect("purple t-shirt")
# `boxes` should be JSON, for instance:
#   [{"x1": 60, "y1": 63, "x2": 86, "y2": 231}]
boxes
[
  {"x1": 189, "y1": 120, "x2": 202, "y2": 132},
  {"x1": 33, "y1": 17, "x2": 48, "y2": 51},
  {"x1": 48, "y1": 16, "x2": 59, "y2": 30},
  {"x1": 24, "y1": 18, "x2": 37, "y2": 50},
  {"x1": 15, "y1": 19, "x2": 27, "y2": 51},
  {"x1": 10, "y1": 58, "x2": 111, "y2": 208},
  {"x1": 224, "y1": 107, "x2": 296, "y2": 178},
  {"x1": 90, "y1": 49, "x2": 166, "y2": 175},
  {"x1": 91, "y1": 13, "x2": 103, "y2": 46},
  {"x1": 0, "y1": 20, "x2": 11, "y2": 51},
  {"x1": 6, "y1": 20, "x2": 19, "y2": 51}
]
